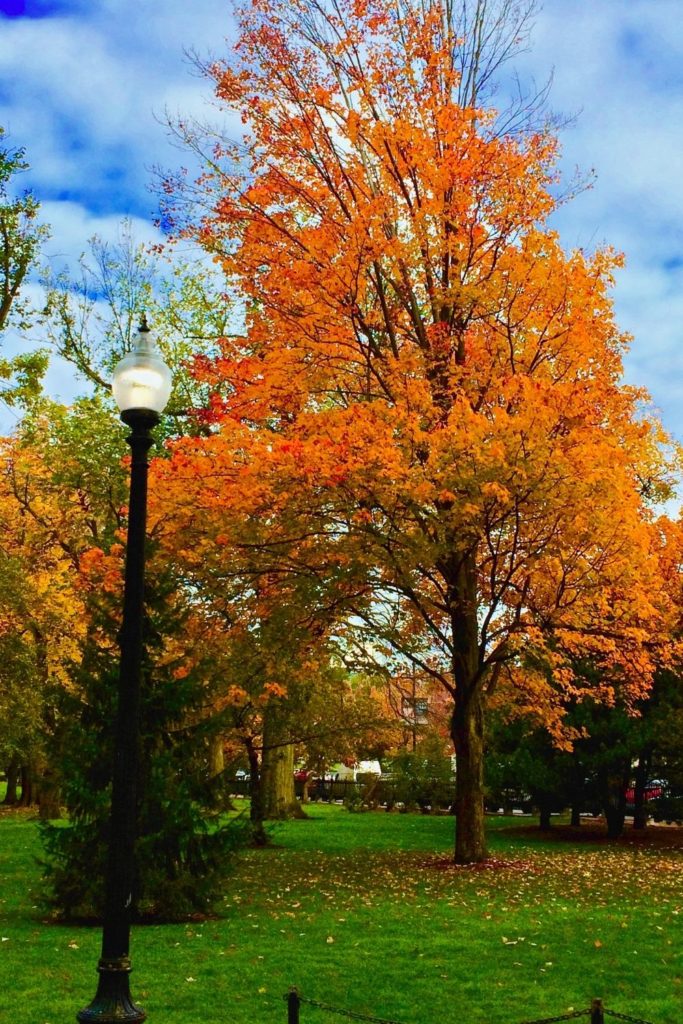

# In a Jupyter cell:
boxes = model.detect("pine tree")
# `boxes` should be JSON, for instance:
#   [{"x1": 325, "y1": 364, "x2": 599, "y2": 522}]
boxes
[{"x1": 41, "y1": 563, "x2": 245, "y2": 921}]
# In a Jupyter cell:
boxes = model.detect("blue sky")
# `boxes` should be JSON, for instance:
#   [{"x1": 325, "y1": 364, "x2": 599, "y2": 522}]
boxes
[{"x1": 1, "y1": 0, "x2": 682, "y2": 448}]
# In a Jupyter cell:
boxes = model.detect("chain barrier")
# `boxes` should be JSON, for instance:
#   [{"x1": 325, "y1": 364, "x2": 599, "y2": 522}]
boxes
[
  {"x1": 603, "y1": 1012, "x2": 656, "y2": 1024},
  {"x1": 285, "y1": 992, "x2": 656, "y2": 1024},
  {"x1": 287, "y1": 993, "x2": 404, "y2": 1024},
  {"x1": 516, "y1": 1011, "x2": 590, "y2": 1024}
]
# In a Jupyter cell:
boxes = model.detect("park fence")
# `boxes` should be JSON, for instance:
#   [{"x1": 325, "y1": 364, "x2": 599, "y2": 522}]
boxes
[
  {"x1": 285, "y1": 988, "x2": 658, "y2": 1024},
  {"x1": 228, "y1": 776, "x2": 456, "y2": 810},
  {"x1": 227, "y1": 777, "x2": 379, "y2": 802}
]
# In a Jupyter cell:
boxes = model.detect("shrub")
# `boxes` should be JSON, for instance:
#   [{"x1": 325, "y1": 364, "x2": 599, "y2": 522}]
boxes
[{"x1": 385, "y1": 735, "x2": 454, "y2": 812}]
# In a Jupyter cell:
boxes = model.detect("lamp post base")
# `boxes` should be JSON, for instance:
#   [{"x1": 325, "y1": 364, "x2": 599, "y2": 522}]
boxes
[{"x1": 77, "y1": 957, "x2": 146, "y2": 1023}]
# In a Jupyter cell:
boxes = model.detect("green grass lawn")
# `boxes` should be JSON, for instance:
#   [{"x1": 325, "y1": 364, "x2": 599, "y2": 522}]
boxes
[{"x1": 1, "y1": 803, "x2": 682, "y2": 1024}]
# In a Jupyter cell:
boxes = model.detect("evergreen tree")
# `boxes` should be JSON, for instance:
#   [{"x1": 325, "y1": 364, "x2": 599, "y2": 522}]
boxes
[{"x1": 41, "y1": 562, "x2": 246, "y2": 921}]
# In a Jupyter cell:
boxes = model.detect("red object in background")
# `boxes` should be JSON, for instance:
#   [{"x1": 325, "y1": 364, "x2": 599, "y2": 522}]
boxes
[{"x1": 624, "y1": 784, "x2": 663, "y2": 803}]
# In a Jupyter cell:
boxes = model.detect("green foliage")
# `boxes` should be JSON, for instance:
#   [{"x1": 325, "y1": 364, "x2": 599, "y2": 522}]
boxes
[
  {"x1": 0, "y1": 552, "x2": 49, "y2": 776},
  {"x1": 0, "y1": 129, "x2": 49, "y2": 331},
  {"x1": 342, "y1": 791, "x2": 367, "y2": 813},
  {"x1": 41, "y1": 565, "x2": 247, "y2": 921},
  {"x1": 0, "y1": 127, "x2": 50, "y2": 405},
  {"x1": 18, "y1": 393, "x2": 131, "y2": 542},
  {"x1": 644, "y1": 669, "x2": 683, "y2": 790},
  {"x1": 385, "y1": 734, "x2": 454, "y2": 810},
  {"x1": 41, "y1": 220, "x2": 232, "y2": 433},
  {"x1": 485, "y1": 714, "x2": 572, "y2": 817},
  {"x1": 651, "y1": 792, "x2": 683, "y2": 824},
  {"x1": 294, "y1": 668, "x2": 391, "y2": 780},
  {"x1": 486, "y1": 667, "x2": 683, "y2": 835},
  {"x1": 0, "y1": 625, "x2": 42, "y2": 766},
  {"x1": 41, "y1": 222, "x2": 155, "y2": 387},
  {"x1": 0, "y1": 350, "x2": 49, "y2": 408}
]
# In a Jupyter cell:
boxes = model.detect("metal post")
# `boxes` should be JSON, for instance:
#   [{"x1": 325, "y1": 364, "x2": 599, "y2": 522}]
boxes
[
  {"x1": 288, "y1": 988, "x2": 301, "y2": 1024},
  {"x1": 590, "y1": 998, "x2": 604, "y2": 1024},
  {"x1": 77, "y1": 409, "x2": 159, "y2": 1024}
]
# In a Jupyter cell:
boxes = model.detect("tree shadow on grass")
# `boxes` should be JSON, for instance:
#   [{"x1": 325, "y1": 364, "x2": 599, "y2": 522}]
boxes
[{"x1": 500, "y1": 819, "x2": 683, "y2": 850}]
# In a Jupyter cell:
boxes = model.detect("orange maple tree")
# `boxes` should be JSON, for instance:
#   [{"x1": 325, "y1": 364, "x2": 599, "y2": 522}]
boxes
[
  {"x1": 0, "y1": 425, "x2": 93, "y2": 809},
  {"x1": 156, "y1": 0, "x2": 679, "y2": 861}
]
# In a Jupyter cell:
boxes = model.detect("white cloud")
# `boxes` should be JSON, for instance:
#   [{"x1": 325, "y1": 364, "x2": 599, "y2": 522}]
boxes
[
  {"x1": 0, "y1": 1, "x2": 233, "y2": 221},
  {"x1": 40, "y1": 201, "x2": 164, "y2": 269}
]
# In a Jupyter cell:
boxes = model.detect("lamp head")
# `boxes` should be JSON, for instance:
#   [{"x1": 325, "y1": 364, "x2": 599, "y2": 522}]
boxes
[{"x1": 112, "y1": 318, "x2": 173, "y2": 416}]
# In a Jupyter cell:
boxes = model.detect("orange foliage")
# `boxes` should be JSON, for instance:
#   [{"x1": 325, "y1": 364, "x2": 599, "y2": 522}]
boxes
[
  {"x1": 155, "y1": 0, "x2": 681, "y2": 858},
  {"x1": 0, "y1": 434, "x2": 90, "y2": 688}
]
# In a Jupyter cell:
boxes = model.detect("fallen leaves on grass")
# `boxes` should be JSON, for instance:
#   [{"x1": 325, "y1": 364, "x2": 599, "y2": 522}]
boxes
[
  {"x1": 223, "y1": 844, "x2": 683, "y2": 931},
  {"x1": 425, "y1": 856, "x2": 536, "y2": 873}
]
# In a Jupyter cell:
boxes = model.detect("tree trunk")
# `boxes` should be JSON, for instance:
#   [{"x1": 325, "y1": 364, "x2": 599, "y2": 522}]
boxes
[
  {"x1": 246, "y1": 739, "x2": 268, "y2": 846},
  {"x1": 448, "y1": 548, "x2": 487, "y2": 864},
  {"x1": 261, "y1": 705, "x2": 306, "y2": 820},
  {"x1": 3, "y1": 762, "x2": 19, "y2": 805},
  {"x1": 209, "y1": 735, "x2": 225, "y2": 777},
  {"x1": 208, "y1": 735, "x2": 233, "y2": 811},
  {"x1": 632, "y1": 753, "x2": 649, "y2": 830},
  {"x1": 17, "y1": 764, "x2": 35, "y2": 807},
  {"x1": 451, "y1": 687, "x2": 487, "y2": 863},
  {"x1": 600, "y1": 767, "x2": 628, "y2": 839},
  {"x1": 38, "y1": 764, "x2": 62, "y2": 820},
  {"x1": 570, "y1": 753, "x2": 583, "y2": 826},
  {"x1": 538, "y1": 800, "x2": 552, "y2": 831},
  {"x1": 604, "y1": 802, "x2": 625, "y2": 839}
]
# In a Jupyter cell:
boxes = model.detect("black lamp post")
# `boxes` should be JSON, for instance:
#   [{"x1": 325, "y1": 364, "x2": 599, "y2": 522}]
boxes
[{"x1": 77, "y1": 317, "x2": 172, "y2": 1024}]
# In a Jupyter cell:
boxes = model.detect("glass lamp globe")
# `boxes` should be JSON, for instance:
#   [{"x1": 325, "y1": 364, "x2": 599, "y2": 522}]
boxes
[{"x1": 112, "y1": 318, "x2": 173, "y2": 415}]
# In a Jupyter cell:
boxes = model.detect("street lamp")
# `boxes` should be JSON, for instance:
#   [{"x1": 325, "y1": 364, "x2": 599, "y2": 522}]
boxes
[{"x1": 78, "y1": 316, "x2": 172, "y2": 1024}]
